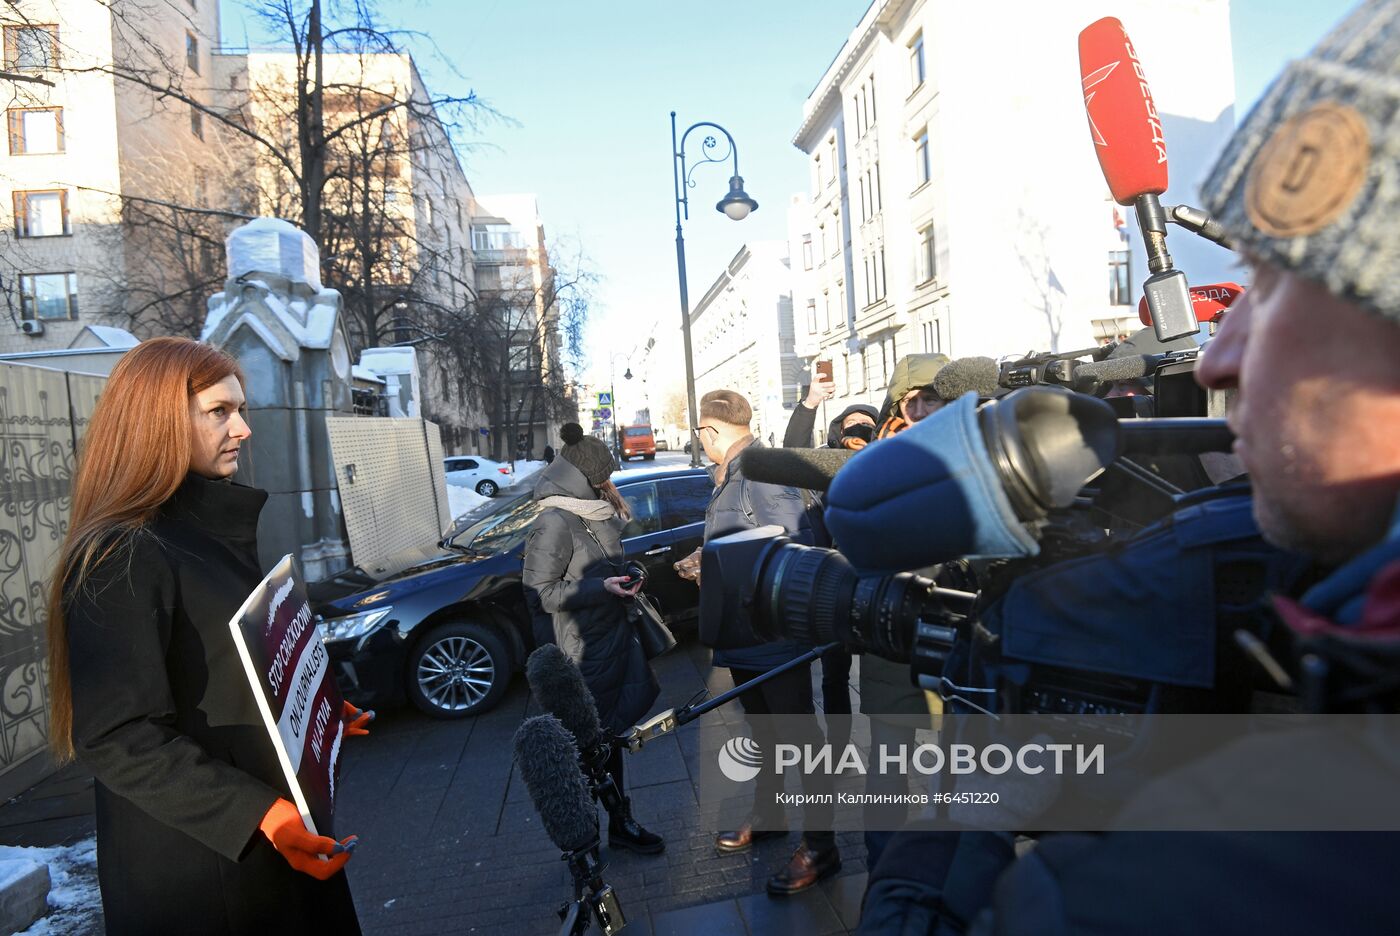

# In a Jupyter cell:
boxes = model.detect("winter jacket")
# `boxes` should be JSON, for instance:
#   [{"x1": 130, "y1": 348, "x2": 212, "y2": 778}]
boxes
[
  {"x1": 783, "y1": 400, "x2": 881, "y2": 449},
  {"x1": 65, "y1": 473, "x2": 359, "y2": 936},
  {"x1": 703, "y1": 437, "x2": 813, "y2": 670},
  {"x1": 522, "y1": 457, "x2": 659, "y2": 734}
]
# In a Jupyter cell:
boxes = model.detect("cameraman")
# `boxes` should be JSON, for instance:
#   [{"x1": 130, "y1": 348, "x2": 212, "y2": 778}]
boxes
[{"x1": 860, "y1": 2, "x2": 1400, "y2": 931}]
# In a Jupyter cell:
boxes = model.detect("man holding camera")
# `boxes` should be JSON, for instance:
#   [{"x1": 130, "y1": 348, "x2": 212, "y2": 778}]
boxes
[
  {"x1": 694, "y1": 388, "x2": 842, "y2": 895},
  {"x1": 858, "y1": 2, "x2": 1400, "y2": 932}
]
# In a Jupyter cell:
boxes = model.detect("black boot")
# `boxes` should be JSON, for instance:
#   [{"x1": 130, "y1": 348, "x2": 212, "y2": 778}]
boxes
[{"x1": 608, "y1": 797, "x2": 665, "y2": 855}]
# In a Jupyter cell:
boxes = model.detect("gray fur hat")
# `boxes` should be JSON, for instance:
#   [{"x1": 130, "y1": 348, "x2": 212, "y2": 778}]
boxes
[{"x1": 1198, "y1": 0, "x2": 1400, "y2": 325}]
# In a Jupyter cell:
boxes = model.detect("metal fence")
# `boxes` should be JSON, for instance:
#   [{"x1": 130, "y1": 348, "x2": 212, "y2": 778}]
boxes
[{"x1": 0, "y1": 361, "x2": 104, "y2": 800}]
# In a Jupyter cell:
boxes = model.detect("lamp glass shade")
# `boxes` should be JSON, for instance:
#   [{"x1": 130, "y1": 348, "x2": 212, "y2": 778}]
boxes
[{"x1": 716, "y1": 175, "x2": 758, "y2": 221}]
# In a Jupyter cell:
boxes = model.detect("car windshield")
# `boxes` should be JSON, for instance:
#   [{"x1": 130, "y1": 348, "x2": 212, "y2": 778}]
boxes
[
  {"x1": 624, "y1": 428, "x2": 651, "y2": 437},
  {"x1": 447, "y1": 492, "x2": 541, "y2": 553}
]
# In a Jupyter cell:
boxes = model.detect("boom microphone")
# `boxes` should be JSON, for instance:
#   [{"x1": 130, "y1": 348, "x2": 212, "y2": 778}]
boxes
[
  {"x1": 513, "y1": 715, "x2": 628, "y2": 935},
  {"x1": 739, "y1": 446, "x2": 854, "y2": 493},
  {"x1": 527, "y1": 645, "x2": 604, "y2": 753},
  {"x1": 513, "y1": 715, "x2": 598, "y2": 853},
  {"x1": 526, "y1": 645, "x2": 625, "y2": 817},
  {"x1": 932, "y1": 356, "x2": 1000, "y2": 401}
]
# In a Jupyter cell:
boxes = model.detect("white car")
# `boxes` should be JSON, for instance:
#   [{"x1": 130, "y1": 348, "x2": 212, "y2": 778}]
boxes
[{"x1": 444, "y1": 456, "x2": 513, "y2": 497}]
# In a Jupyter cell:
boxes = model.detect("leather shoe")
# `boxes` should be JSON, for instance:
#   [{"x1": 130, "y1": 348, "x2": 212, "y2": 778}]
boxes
[
  {"x1": 767, "y1": 839, "x2": 841, "y2": 896},
  {"x1": 714, "y1": 819, "x2": 787, "y2": 855}
]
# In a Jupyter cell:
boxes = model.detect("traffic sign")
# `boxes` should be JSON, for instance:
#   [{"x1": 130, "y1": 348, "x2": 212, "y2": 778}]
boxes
[
  {"x1": 596, "y1": 391, "x2": 613, "y2": 407},
  {"x1": 593, "y1": 407, "x2": 612, "y2": 422}
]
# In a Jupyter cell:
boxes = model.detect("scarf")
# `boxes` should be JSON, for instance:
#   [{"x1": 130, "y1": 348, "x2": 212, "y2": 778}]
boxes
[
  {"x1": 539, "y1": 495, "x2": 617, "y2": 522},
  {"x1": 840, "y1": 435, "x2": 869, "y2": 451},
  {"x1": 876, "y1": 415, "x2": 909, "y2": 440}
]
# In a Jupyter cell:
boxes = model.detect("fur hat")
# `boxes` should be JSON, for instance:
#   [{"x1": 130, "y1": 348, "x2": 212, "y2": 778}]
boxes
[
  {"x1": 558, "y1": 423, "x2": 614, "y2": 486},
  {"x1": 1198, "y1": 0, "x2": 1400, "y2": 325}
]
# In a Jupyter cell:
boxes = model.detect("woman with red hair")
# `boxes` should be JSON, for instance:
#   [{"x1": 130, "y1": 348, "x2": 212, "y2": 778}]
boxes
[{"x1": 47, "y1": 337, "x2": 361, "y2": 935}]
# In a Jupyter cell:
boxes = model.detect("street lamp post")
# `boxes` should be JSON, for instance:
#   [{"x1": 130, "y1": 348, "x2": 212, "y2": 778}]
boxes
[
  {"x1": 608, "y1": 352, "x2": 633, "y2": 461},
  {"x1": 671, "y1": 112, "x2": 758, "y2": 468}
]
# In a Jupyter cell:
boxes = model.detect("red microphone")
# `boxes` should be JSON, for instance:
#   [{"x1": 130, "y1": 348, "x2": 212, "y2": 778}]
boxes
[
  {"x1": 1079, "y1": 16, "x2": 1168, "y2": 205},
  {"x1": 1079, "y1": 16, "x2": 1196, "y2": 342},
  {"x1": 1137, "y1": 282, "x2": 1244, "y2": 327}
]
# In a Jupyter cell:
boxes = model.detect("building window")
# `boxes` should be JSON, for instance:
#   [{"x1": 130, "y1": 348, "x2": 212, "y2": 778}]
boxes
[
  {"x1": 4, "y1": 25, "x2": 59, "y2": 71},
  {"x1": 20, "y1": 272, "x2": 78, "y2": 320},
  {"x1": 910, "y1": 33, "x2": 926, "y2": 89},
  {"x1": 858, "y1": 346, "x2": 869, "y2": 392},
  {"x1": 13, "y1": 190, "x2": 70, "y2": 238},
  {"x1": 806, "y1": 298, "x2": 817, "y2": 333},
  {"x1": 7, "y1": 107, "x2": 63, "y2": 154},
  {"x1": 874, "y1": 162, "x2": 882, "y2": 210},
  {"x1": 852, "y1": 93, "x2": 863, "y2": 138},
  {"x1": 868, "y1": 75, "x2": 876, "y2": 125},
  {"x1": 814, "y1": 153, "x2": 823, "y2": 190},
  {"x1": 916, "y1": 223, "x2": 936, "y2": 284},
  {"x1": 1109, "y1": 250, "x2": 1132, "y2": 305},
  {"x1": 190, "y1": 105, "x2": 204, "y2": 139},
  {"x1": 863, "y1": 256, "x2": 872, "y2": 306},
  {"x1": 818, "y1": 225, "x2": 827, "y2": 265},
  {"x1": 185, "y1": 31, "x2": 199, "y2": 73},
  {"x1": 822, "y1": 290, "x2": 831, "y2": 332},
  {"x1": 841, "y1": 352, "x2": 851, "y2": 395},
  {"x1": 802, "y1": 234, "x2": 813, "y2": 271},
  {"x1": 827, "y1": 137, "x2": 837, "y2": 185},
  {"x1": 830, "y1": 210, "x2": 841, "y2": 258},
  {"x1": 914, "y1": 130, "x2": 931, "y2": 187}
]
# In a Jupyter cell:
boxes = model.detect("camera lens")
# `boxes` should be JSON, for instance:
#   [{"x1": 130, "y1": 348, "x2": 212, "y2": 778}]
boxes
[{"x1": 752, "y1": 542, "x2": 939, "y2": 662}]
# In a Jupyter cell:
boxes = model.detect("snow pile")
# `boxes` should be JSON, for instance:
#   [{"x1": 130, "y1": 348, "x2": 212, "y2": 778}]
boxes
[
  {"x1": 446, "y1": 485, "x2": 492, "y2": 521},
  {"x1": 1, "y1": 838, "x2": 100, "y2": 936},
  {"x1": 511, "y1": 460, "x2": 546, "y2": 484}
]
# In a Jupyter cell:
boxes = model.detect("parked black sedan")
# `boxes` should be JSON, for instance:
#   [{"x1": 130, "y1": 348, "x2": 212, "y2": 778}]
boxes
[{"x1": 312, "y1": 466, "x2": 713, "y2": 718}]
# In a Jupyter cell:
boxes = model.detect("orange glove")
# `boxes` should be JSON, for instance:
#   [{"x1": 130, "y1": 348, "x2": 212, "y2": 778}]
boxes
[
  {"x1": 342, "y1": 700, "x2": 374, "y2": 737},
  {"x1": 260, "y1": 798, "x2": 357, "y2": 880}
]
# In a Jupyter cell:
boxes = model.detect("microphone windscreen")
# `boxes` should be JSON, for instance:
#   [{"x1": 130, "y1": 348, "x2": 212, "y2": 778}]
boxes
[
  {"x1": 739, "y1": 446, "x2": 854, "y2": 493},
  {"x1": 513, "y1": 715, "x2": 598, "y2": 853},
  {"x1": 1079, "y1": 17, "x2": 1168, "y2": 205},
  {"x1": 526, "y1": 645, "x2": 603, "y2": 752},
  {"x1": 933, "y1": 357, "x2": 1000, "y2": 401},
  {"x1": 1075, "y1": 354, "x2": 1163, "y2": 383}
]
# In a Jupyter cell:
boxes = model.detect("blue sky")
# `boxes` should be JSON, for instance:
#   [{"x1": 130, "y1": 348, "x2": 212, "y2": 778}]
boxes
[{"x1": 222, "y1": 0, "x2": 1358, "y2": 386}]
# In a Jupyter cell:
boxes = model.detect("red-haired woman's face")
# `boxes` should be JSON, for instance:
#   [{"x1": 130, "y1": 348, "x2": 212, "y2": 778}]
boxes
[{"x1": 189, "y1": 376, "x2": 251, "y2": 479}]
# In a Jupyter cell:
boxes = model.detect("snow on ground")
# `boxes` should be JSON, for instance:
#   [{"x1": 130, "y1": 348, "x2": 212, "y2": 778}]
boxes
[
  {"x1": 1, "y1": 838, "x2": 101, "y2": 936},
  {"x1": 444, "y1": 460, "x2": 545, "y2": 523}
]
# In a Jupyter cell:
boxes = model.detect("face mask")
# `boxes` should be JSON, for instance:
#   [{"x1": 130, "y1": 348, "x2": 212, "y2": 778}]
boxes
[{"x1": 842, "y1": 423, "x2": 875, "y2": 443}]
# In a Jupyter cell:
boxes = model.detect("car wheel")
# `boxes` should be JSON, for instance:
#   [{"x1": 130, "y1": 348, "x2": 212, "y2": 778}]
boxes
[
  {"x1": 476, "y1": 479, "x2": 499, "y2": 497},
  {"x1": 405, "y1": 621, "x2": 511, "y2": 718}
]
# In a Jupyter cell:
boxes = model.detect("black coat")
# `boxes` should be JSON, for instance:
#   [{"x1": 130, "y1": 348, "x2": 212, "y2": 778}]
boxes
[
  {"x1": 522, "y1": 458, "x2": 659, "y2": 734},
  {"x1": 65, "y1": 474, "x2": 359, "y2": 936}
]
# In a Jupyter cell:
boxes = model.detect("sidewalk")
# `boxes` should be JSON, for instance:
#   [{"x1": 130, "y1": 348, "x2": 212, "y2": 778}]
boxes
[{"x1": 0, "y1": 637, "x2": 872, "y2": 935}]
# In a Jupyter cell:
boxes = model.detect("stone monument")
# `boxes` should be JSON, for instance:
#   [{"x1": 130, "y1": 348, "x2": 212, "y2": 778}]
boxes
[{"x1": 202, "y1": 218, "x2": 354, "y2": 580}]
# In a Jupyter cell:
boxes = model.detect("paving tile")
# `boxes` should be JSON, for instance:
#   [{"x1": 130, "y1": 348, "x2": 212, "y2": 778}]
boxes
[
  {"x1": 735, "y1": 886, "x2": 845, "y2": 936},
  {"x1": 652, "y1": 898, "x2": 747, "y2": 936}
]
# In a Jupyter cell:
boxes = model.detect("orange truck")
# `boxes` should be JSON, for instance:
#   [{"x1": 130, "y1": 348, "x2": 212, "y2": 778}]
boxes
[{"x1": 620, "y1": 425, "x2": 657, "y2": 461}]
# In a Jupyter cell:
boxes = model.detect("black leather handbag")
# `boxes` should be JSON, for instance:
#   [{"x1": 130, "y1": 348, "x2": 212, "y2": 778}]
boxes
[{"x1": 630, "y1": 593, "x2": 677, "y2": 659}]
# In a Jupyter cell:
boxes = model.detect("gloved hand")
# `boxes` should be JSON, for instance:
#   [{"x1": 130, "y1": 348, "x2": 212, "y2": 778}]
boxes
[
  {"x1": 342, "y1": 700, "x2": 374, "y2": 737},
  {"x1": 260, "y1": 798, "x2": 357, "y2": 880}
]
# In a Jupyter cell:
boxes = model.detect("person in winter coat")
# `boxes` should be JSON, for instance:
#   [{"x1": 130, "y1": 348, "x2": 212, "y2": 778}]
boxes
[
  {"x1": 522, "y1": 423, "x2": 664, "y2": 855},
  {"x1": 46, "y1": 337, "x2": 364, "y2": 936},
  {"x1": 783, "y1": 371, "x2": 880, "y2": 451},
  {"x1": 696, "y1": 389, "x2": 841, "y2": 896},
  {"x1": 874, "y1": 352, "x2": 951, "y2": 439},
  {"x1": 780, "y1": 372, "x2": 880, "y2": 752}
]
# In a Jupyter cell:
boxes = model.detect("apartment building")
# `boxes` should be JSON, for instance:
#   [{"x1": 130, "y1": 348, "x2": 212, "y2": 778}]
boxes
[
  {"x1": 690, "y1": 240, "x2": 801, "y2": 446},
  {"x1": 790, "y1": 0, "x2": 1238, "y2": 416},
  {"x1": 0, "y1": 0, "x2": 224, "y2": 352},
  {"x1": 472, "y1": 194, "x2": 575, "y2": 460}
]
